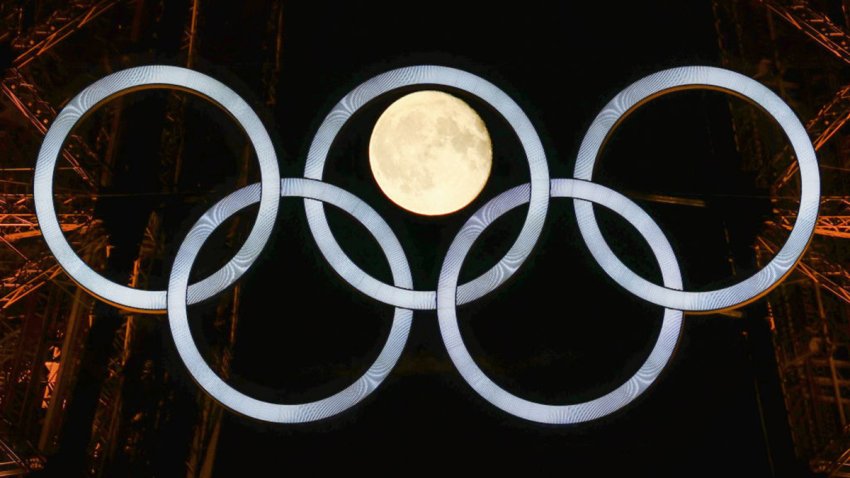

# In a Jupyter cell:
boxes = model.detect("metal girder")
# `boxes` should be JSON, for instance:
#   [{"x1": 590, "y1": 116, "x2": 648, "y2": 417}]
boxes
[
  {"x1": 0, "y1": 69, "x2": 99, "y2": 190},
  {"x1": 775, "y1": 212, "x2": 850, "y2": 239},
  {"x1": 9, "y1": 0, "x2": 122, "y2": 70},
  {"x1": 0, "y1": 223, "x2": 101, "y2": 311},
  {"x1": 774, "y1": 83, "x2": 850, "y2": 192},
  {"x1": 719, "y1": 1, "x2": 850, "y2": 473},
  {"x1": 0, "y1": 189, "x2": 92, "y2": 241},
  {"x1": 0, "y1": 217, "x2": 89, "y2": 243},
  {"x1": 0, "y1": 260, "x2": 62, "y2": 312},
  {"x1": 184, "y1": 0, "x2": 200, "y2": 69},
  {"x1": 0, "y1": 1, "x2": 128, "y2": 473},
  {"x1": 830, "y1": 446, "x2": 850, "y2": 477},
  {"x1": 761, "y1": 0, "x2": 850, "y2": 192},
  {"x1": 758, "y1": 233, "x2": 850, "y2": 304},
  {"x1": 0, "y1": 0, "x2": 128, "y2": 191},
  {"x1": 775, "y1": 197, "x2": 850, "y2": 239},
  {"x1": 763, "y1": 0, "x2": 850, "y2": 65},
  {"x1": 85, "y1": 318, "x2": 128, "y2": 476}
]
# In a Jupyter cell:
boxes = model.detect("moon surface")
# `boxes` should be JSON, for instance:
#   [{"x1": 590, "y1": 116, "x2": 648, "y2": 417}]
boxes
[{"x1": 369, "y1": 90, "x2": 492, "y2": 216}]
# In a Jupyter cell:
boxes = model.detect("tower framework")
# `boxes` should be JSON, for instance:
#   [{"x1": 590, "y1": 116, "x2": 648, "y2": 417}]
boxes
[
  {"x1": 716, "y1": 0, "x2": 850, "y2": 475},
  {"x1": 0, "y1": 0, "x2": 282, "y2": 475}
]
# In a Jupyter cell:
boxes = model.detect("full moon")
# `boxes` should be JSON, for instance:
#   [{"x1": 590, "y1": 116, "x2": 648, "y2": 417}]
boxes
[{"x1": 369, "y1": 90, "x2": 492, "y2": 216}]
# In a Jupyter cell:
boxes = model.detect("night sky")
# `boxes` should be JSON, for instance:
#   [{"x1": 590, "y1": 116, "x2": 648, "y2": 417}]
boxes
[{"x1": 66, "y1": 1, "x2": 810, "y2": 476}]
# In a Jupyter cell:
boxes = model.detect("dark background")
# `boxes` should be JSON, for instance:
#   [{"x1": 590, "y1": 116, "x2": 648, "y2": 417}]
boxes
[{"x1": 73, "y1": 1, "x2": 808, "y2": 476}]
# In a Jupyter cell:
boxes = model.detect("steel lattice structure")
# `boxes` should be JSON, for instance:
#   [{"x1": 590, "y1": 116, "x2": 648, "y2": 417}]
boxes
[
  {"x1": 1, "y1": 0, "x2": 844, "y2": 475},
  {"x1": 0, "y1": 0, "x2": 281, "y2": 476},
  {"x1": 716, "y1": 0, "x2": 850, "y2": 475}
]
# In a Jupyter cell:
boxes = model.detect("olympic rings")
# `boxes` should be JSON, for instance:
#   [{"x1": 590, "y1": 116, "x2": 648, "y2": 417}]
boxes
[
  {"x1": 574, "y1": 66, "x2": 819, "y2": 312},
  {"x1": 32, "y1": 64, "x2": 819, "y2": 424},
  {"x1": 34, "y1": 66, "x2": 281, "y2": 312},
  {"x1": 437, "y1": 179, "x2": 683, "y2": 424},
  {"x1": 168, "y1": 179, "x2": 412, "y2": 423},
  {"x1": 303, "y1": 66, "x2": 550, "y2": 310}
]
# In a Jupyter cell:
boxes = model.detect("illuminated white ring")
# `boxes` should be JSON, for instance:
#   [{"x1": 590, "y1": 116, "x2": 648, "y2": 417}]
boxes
[
  {"x1": 168, "y1": 178, "x2": 413, "y2": 423},
  {"x1": 437, "y1": 179, "x2": 683, "y2": 424},
  {"x1": 33, "y1": 65, "x2": 281, "y2": 312},
  {"x1": 304, "y1": 65, "x2": 549, "y2": 310},
  {"x1": 574, "y1": 66, "x2": 819, "y2": 312}
]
